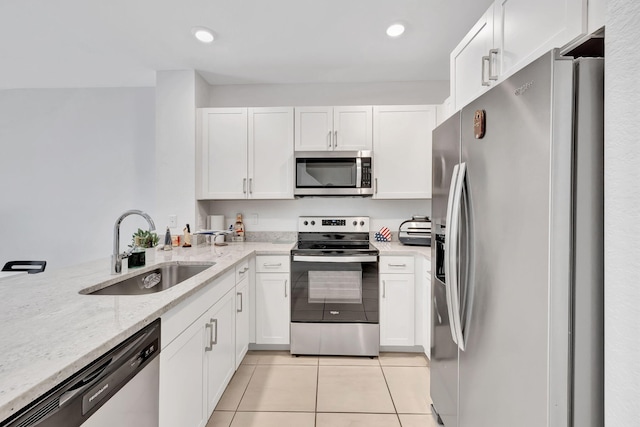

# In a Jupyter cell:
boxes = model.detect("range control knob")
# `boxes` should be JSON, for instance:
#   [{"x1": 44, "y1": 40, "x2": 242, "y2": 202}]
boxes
[
  {"x1": 360, "y1": 221, "x2": 365, "y2": 226},
  {"x1": 310, "y1": 221, "x2": 316, "y2": 226},
  {"x1": 303, "y1": 221, "x2": 308, "y2": 226},
  {"x1": 353, "y1": 221, "x2": 358, "y2": 226}
]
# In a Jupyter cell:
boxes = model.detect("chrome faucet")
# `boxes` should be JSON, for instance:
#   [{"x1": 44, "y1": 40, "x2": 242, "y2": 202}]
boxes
[{"x1": 112, "y1": 209, "x2": 156, "y2": 274}]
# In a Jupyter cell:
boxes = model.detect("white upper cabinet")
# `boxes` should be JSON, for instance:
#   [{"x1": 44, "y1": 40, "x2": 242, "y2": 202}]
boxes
[
  {"x1": 199, "y1": 107, "x2": 294, "y2": 200},
  {"x1": 248, "y1": 107, "x2": 295, "y2": 199},
  {"x1": 295, "y1": 106, "x2": 372, "y2": 151},
  {"x1": 493, "y1": 0, "x2": 585, "y2": 81},
  {"x1": 200, "y1": 108, "x2": 248, "y2": 200},
  {"x1": 373, "y1": 105, "x2": 436, "y2": 199},
  {"x1": 450, "y1": 4, "x2": 496, "y2": 112},
  {"x1": 451, "y1": 0, "x2": 602, "y2": 112}
]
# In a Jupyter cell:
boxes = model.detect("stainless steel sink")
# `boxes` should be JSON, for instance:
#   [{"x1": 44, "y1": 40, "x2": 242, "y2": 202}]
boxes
[{"x1": 84, "y1": 263, "x2": 215, "y2": 296}]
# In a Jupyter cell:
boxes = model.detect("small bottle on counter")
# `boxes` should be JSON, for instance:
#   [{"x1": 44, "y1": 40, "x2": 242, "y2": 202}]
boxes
[
  {"x1": 163, "y1": 226, "x2": 173, "y2": 251},
  {"x1": 234, "y1": 213, "x2": 245, "y2": 242}
]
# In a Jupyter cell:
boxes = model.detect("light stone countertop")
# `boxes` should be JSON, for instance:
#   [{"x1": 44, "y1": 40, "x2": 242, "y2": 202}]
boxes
[
  {"x1": 372, "y1": 241, "x2": 432, "y2": 262},
  {"x1": 0, "y1": 242, "x2": 293, "y2": 422}
]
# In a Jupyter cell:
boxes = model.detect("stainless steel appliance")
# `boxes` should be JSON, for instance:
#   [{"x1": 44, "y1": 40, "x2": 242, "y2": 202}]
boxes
[
  {"x1": 398, "y1": 216, "x2": 431, "y2": 246},
  {"x1": 1, "y1": 320, "x2": 161, "y2": 427},
  {"x1": 294, "y1": 151, "x2": 373, "y2": 196},
  {"x1": 290, "y1": 216, "x2": 379, "y2": 356},
  {"x1": 431, "y1": 51, "x2": 603, "y2": 427}
]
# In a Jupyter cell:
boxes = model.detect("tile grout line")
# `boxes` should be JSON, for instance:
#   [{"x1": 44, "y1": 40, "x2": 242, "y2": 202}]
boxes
[{"x1": 379, "y1": 360, "x2": 403, "y2": 427}]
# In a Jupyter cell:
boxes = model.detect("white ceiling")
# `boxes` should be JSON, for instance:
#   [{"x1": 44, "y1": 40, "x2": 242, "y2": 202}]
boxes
[{"x1": 0, "y1": 0, "x2": 493, "y2": 89}]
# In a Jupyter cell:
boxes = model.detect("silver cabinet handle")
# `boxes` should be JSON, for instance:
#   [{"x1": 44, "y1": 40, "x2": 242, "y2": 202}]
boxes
[
  {"x1": 488, "y1": 48, "x2": 499, "y2": 81},
  {"x1": 249, "y1": 178, "x2": 253, "y2": 194},
  {"x1": 205, "y1": 322, "x2": 214, "y2": 351},
  {"x1": 239, "y1": 267, "x2": 249, "y2": 274},
  {"x1": 382, "y1": 280, "x2": 386, "y2": 298},
  {"x1": 388, "y1": 263, "x2": 407, "y2": 267},
  {"x1": 481, "y1": 55, "x2": 491, "y2": 86},
  {"x1": 237, "y1": 292, "x2": 243, "y2": 312},
  {"x1": 374, "y1": 178, "x2": 378, "y2": 194},
  {"x1": 243, "y1": 178, "x2": 247, "y2": 193},
  {"x1": 328, "y1": 131, "x2": 332, "y2": 148},
  {"x1": 284, "y1": 279, "x2": 288, "y2": 298},
  {"x1": 211, "y1": 318, "x2": 218, "y2": 345},
  {"x1": 263, "y1": 263, "x2": 282, "y2": 268},
  {"x1": 334, "y1": 130, "x2": 338, "y2": 147}
]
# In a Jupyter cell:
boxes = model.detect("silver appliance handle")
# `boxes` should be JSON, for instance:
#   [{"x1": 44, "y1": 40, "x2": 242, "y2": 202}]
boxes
[
  {"x1": 481, "y1": 55, "x2": 491, "y2": 86},
  {"x1": 489, "y1": 48, "x2": 499, "y2": 81},
  {"x1": 449, "y1": 162, "x2": 467, "y2": 351},
  {"x1": 292, "y1": 255, "x2": 378, "y2": 263},
  {"x1": 356, "y1": 157, "x2": 362, "y2": 188},
  {"x1": 444, "y1": 164, "x2": 461, "y2": 346}
]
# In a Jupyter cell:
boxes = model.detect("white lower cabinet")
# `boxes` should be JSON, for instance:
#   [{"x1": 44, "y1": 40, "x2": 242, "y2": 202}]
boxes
[
  {"x1": 159, "y1": 270, "x2": 237, "y2": 427},
  {"x1": 235, "y1": 275, "x2": 250, "y2": 368},
  {"x1": 159, "y1": 310, "x2": 208, "y2": 427},
  {"x1": 205, "y1": 290, "x2": 236, "y2": 415},
  {"x1": 255, "y1": 255, "x2": 290, "y2": 345},
  {"x1": 379, "y1": 256, "x2": 416, "y2": 347}
]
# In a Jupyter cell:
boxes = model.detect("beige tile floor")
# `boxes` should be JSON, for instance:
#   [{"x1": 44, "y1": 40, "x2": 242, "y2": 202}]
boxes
[{"x1": 206, "y1": 351, "x2": 440, "y2": 427}]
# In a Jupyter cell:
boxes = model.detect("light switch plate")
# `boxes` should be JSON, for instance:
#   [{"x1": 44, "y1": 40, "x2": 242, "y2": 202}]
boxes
[{"x1": 169, "y1": 215, "x2": 177, "y2": 228}]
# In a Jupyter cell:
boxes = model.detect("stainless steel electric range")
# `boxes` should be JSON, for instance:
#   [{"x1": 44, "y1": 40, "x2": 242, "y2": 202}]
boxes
[{"x1": 290, "y1": 216, "x2": 379, "y2": 356}]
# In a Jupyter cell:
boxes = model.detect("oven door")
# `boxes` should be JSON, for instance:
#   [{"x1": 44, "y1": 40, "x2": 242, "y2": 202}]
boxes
[{"x1": 290, "y1": 254, "x2": 379, "y2": 324}]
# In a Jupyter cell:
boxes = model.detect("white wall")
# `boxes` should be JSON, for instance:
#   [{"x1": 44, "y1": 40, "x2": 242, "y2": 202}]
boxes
[
  {"x1": 155, "y1": 71, "x2": 206, "y2": 237},
  {"x1": 605, "y1": 0, "x2": 640, "y2": 424},
  {"x1": 0, "y1": 88, "x2": 155, "y2": 269},
  {"x1": 207, "y1": 199, "x2": 431, "y2": 234},
  {"x1": 208, "y1": 81, "x2": 449, "y2": 107}
]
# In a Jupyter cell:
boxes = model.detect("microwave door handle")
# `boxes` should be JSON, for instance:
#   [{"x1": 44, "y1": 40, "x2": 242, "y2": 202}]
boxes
[
  {"x1": 356, "y1": 157, "x2": 362, "y2": 188},
  {"x1": 444, "y1": 163, "x2": 461, "y2": 346}
]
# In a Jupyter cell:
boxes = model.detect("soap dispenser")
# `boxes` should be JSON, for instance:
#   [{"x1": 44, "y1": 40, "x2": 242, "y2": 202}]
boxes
[{"x1": 163, "y1": 226, "x2": 173, "y2": 251}]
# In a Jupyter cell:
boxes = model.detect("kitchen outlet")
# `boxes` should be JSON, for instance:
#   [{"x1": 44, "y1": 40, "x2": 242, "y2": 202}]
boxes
[
  {"x1": 250, "y1": 213, "x2": 258, "y2": 225},
  {"x1": 169, "y1": 215, "x2": 177, "y2": 228}
]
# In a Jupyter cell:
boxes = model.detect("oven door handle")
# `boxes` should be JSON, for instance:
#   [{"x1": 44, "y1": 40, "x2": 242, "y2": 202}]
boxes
[{"x1": 292, "y1": 255, "x2": 378, "y2": 263}]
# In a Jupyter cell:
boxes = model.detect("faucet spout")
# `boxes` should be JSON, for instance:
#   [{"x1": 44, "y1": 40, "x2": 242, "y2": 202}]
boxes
[{"x1": 112, "y1": 209, "x2": 156, "y2": 274}]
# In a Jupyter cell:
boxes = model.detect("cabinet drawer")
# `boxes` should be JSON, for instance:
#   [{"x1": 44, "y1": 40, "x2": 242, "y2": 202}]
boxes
[
  {"x1": 379, "y1": 256, "x2": 415, "y2": 274},
  {"x1": 256, "y1": 255, "x2": 290, "y2": 273},
  {"x1": 235, "y1": 260, "x2": 250, "y2": 283}
]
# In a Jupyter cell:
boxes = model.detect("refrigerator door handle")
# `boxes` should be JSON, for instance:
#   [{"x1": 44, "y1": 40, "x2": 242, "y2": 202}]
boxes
[
  {"x1": 444, "y1": 163, "x2": 461, "y2": 345},
  {"x1": 449, "y1": 162, "x2": 467, "y2": 351}
]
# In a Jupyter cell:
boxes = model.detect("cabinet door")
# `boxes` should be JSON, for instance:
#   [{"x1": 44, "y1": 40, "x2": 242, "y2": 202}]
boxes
[
  {"x1": 159, "y1": 312, "x2": 207, "y2": 427},
  {"x1": 248, "y1": 107, "x2": 294, "y2": 199},
  {"x1": 373, "y1": 106, "x2": 436, "y2": 199},
  {"x1": 380, "y1": 273, "x2": 416, "y2": 347},
  {"x1": 333, "y1": 106, "x2": 373, "y2": 151},
  {"x1": 200, "y1": 108, "x2": 248, "y2": 199},
  {"x1": 235, "y1": 279, "x2": 250, "y2": 368},
  {"x1": 256, "y1": 272, "x2": 290, "y2": 344},
  {"x1": 294, "y1": 107, "x2": 333, "y2": 151},
  {"x1": 205, "y1": 290, "x2": 236, "y2": 416},
  {"x1": 494, "y1": 0, "x2": 585, "y2": 80},
  {"x1": 450, "y1": 4, "x2": 495, "y2": 111}
]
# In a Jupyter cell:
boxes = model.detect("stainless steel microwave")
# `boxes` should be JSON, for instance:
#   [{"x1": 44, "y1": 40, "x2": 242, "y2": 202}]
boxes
[{"x1": 294, "y1": 150, "x2": 373, "y2": 197}]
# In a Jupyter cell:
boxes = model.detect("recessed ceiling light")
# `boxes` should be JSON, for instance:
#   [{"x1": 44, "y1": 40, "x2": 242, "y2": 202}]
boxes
[
  {"x1": 192, "y1": 27, "x2": 215, "y2": 43},
  {"x1": 386, "y1": 23, "x2": 405, "y2": 38}
]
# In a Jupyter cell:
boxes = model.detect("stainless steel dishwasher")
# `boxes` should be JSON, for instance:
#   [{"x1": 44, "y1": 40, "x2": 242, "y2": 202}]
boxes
[{"x1": 1, "y1": 319, "x2": 160, "y2": 427}]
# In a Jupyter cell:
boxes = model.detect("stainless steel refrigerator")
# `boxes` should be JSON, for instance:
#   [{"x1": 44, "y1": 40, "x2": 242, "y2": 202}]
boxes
[{"x1": 430, "y1": 50, "x2": 604, "y2": 427}]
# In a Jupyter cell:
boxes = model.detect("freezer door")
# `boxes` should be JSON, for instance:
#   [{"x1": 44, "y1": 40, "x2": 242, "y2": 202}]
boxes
[
  {"x1": 458, "y1": 51, "x2": 574, "y2": 427},
  {"x1": 430, "y1": 111, "x2": 461, "y2": 426}
]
